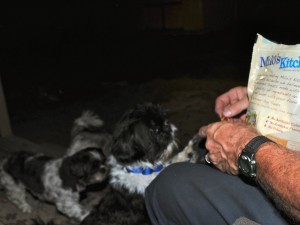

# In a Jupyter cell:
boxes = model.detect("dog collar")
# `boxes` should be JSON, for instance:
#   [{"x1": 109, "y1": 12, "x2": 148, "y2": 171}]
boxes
[{"x1": 126, "y1": 164, "x2": 164, "y2": 175}]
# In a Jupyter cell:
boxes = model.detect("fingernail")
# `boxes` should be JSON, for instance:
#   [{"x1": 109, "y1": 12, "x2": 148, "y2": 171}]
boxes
[
  {"x1": 198, "y1": 127, "x2": 205, "y2": 137},
  {"x1": 223, "y1": 110, "x2": 232, "y2": 117}
]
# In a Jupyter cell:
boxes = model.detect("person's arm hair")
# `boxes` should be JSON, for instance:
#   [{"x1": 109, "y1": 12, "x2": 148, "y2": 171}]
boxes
[{"x1": 256, "y1": 142, "x2": 300, "y2": 222}]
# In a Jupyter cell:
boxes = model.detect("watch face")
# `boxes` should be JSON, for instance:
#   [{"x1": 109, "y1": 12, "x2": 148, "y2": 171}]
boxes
[
  {"x1": 238, "y1": 156, "x2": 251, "y2": 174},
  {"x1": 238, "y1": 135, "x2": 272, "y2": 178}
]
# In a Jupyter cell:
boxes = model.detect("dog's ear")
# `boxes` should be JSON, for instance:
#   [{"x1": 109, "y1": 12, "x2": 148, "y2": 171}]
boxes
[
  {"x1": 70, "y1": 151, "x2": 99, "y2": 178},
  {"x1": 61, "y1": 151, "x2": 92, "y2": 181},
  {"x1": 112, "y1": 135, "x2": 144, "y2": 164},
  {"x1": 112, "y1": 132, "x2": 147, "y2": 164},
  {"x1": 69, "y1": 160, "x2": 86, "y2": 178}
]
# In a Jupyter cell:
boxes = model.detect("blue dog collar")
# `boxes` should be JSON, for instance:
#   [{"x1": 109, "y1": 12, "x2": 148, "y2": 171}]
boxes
[{"x1": 126, "y1": 164, "x2": 164, "y2": 175}]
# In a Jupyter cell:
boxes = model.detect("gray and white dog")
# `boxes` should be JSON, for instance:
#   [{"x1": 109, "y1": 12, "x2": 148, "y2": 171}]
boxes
[
  {"x1": 0, "y1": 111, "x2": 113, "y2": 222},
  {"x1": 0, "y1": 147, "x2": 107, "y2": 221},
  {"x1": 66, "y1": 110, "x2": 113, "y2": 157}
]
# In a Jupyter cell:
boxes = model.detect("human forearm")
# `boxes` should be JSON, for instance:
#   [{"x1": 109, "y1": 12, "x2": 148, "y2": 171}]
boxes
[
  {"x1": 256, "y1": 143, "x2": 300, "y2": 221},
  {"x1": 199, "y1": 121, "x2": 300, "y2": 221}
]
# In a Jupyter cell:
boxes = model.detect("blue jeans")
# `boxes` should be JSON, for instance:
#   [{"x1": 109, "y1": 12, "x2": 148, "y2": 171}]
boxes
[{"x1": 145, "y1": 163, "x2": 289, "y2": 225}]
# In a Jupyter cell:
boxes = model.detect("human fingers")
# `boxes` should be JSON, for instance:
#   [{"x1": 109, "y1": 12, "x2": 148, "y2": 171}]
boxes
[
  {"x1": 207, "y1": 144, "x2": 236, "y2": 167},
  {"x1": 198, "y1": 125, "x2": 208, "y2": 138},
  {"x1": 208, "y1": 152, "x2": 239, "y2": 175},
  {"x1": 206, "y1": 151, "x2": 222, "y2": 164},
  {"x1": 222, "y1": 95, "x2": 249, "y2": 118},
  {"x1": 215, "y1": 86, "x2": 248, "y2": 118},
  {"x1": 223, "y1": 159, "x2": 239, "y2": 175},
  {"x1": 206, "y1": 155, "x2": 227, "y2": 172},
  {"x1": 199, "y1": 122, "x2": 225, "y2": 139},
  {"x1": 204, "y1": 122, "x2": 256, "y2": 172},
  {"x1": 215, "y1": 92, "x2": 232, "y2": 117},
  {"x1": 219, "y1": 163, "x2": 239, "y2": 175}
]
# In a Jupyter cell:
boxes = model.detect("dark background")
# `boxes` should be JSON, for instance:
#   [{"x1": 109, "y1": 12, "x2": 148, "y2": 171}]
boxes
[
  {"x1": 1, "y1": 0, "x2": 300, "y2": 145},
  {"x1": 2, "y1": 0, "x2": 300, "y2": 83}
]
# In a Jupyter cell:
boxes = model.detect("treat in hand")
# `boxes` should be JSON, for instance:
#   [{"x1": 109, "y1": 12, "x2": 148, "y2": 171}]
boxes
[{"x1": 221, "y1": 115, "x2": 229, "y2": 122}]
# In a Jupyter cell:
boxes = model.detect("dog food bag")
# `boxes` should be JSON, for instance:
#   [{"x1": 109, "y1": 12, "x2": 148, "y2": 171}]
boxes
[{"x1": 246, "y1": 34, "x2": 300, "y2": 151}]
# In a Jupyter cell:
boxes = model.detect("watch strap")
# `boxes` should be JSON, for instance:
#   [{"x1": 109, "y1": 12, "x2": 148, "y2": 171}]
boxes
[
  {"x1": 239, "y1": 135, "x2": 275, "y2": 178},
  {"x1": 244, "y1": 135, "x2": 274, "y2": 155}
]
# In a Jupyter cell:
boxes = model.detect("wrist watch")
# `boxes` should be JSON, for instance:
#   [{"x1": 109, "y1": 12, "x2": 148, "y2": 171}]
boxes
[{"x1": 238, "y1": 136, "x2": 274, "y2": 178}]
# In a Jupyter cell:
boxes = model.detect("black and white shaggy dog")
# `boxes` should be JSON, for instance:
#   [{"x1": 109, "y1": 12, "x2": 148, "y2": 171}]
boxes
[
  {"x1": 80, "y1": 103, "x2": 178, "y2": 225},
  {"x1": 0, "y1": 147, "x2": 107, "y2": 222}
]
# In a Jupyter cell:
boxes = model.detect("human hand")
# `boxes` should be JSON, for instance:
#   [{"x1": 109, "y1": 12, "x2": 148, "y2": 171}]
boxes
[
  {"x1": 215, "y1": 86, "x2": 249, "y2": 122},
  {"x1": 199, "y1": 121, "x2": 259, "y2": 175}
]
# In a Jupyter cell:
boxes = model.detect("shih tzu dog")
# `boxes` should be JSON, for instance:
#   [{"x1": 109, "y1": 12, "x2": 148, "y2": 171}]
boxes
[
  {"x1": 27, "y1": 104, "x2": 204, "y2": 225},
  {"x1": 0, "y1": 147, "x2": 108, "y2": 222},
  {"x1": 66, "y1": 110, "x2": 112, "y2": 157},
  {"x1": 80, "y1": 102, "x2": 178, "y2": 225}
]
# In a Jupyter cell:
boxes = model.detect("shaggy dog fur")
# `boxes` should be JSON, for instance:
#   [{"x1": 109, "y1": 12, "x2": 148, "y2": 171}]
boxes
[
  {"x1": 0, "y1": 110, "x2": 113, "y2": 222},
  {"x1": 80, "y1": 103, "x2": 178, "y2": 225},
  {"x1": 66, "y1": 110, "x2": 112, "y2": 157},
  {"x1": 0, "y1": 147, "x2": 107, "y2": 221},
  {"x1": 21, "y1": 104, "x2": 204, "y2": 225}
]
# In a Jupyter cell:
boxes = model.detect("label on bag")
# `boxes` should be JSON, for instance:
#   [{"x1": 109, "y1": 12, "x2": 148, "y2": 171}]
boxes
[{"x1": 247, "y1": 34, "x2": 300, "y2": 151}]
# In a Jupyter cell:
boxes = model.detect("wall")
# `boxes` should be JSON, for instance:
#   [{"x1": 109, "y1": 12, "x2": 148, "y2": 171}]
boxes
[{"x1": 142, "y1": 0, "x2": 204, "y2": 31}]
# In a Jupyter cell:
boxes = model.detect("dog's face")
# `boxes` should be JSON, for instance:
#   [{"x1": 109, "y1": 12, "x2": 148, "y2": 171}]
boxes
[
  {"x1": 61, "y1": 147, "x2": 108, "y2": 189},
  {"x1": 111, "y1": 103, "x2": 177, "y2": 164}
]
